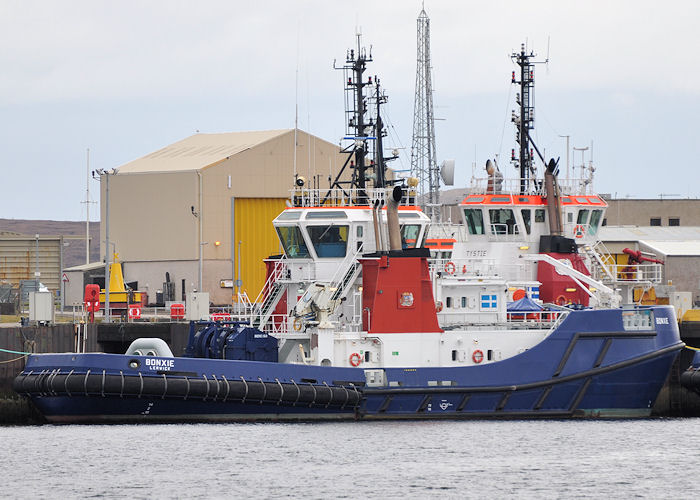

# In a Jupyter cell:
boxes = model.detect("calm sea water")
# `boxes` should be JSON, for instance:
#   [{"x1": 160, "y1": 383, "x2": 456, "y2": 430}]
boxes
[{"x1": 1, "y1": 419, "x2": 699, "y2": 499}]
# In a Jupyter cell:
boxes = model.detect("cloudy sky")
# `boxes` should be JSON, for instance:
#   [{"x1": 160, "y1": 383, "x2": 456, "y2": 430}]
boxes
[{"x1": 1, "y1": 0, "x2": 699, "y2": 221}]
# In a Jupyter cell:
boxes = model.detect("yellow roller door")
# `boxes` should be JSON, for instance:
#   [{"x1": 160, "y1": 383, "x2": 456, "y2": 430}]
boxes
[{"x1": 233, "y1": 198, "x2": 286, "y2": 302}]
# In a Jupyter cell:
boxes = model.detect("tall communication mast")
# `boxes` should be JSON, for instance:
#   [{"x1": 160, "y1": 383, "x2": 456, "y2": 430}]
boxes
[{"x1": 410, "y1": 7, "x2": 440, "y2": 221}]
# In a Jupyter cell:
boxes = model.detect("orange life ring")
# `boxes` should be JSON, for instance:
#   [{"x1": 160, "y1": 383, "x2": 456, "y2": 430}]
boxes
[
  {"x1": 472, "y1": 349, "x2": 484, "y2": 364},
  {"x1": 512, "y1": 288, "x2": 527, "y2": 301},
  {"x1": 574, "y1": 224, "x2": 585, "y2": 238},
  {"x1": 556, "y1": 295, "x2": 567, "y2": 305},
  {"x1": 436, "y1": 301, "x2": 443, "y2": 313},
  {"x1": 444, "y1": 261, "x2": 456, "y2": 274},
  {"x1": 349, "y1": 352, "x2": 362, "y2": 367}
]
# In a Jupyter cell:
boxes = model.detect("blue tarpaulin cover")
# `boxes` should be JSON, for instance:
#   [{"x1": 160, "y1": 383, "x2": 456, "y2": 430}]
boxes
[{"x1": 507, "y1": 296, "x2": 544, "y2": 312}]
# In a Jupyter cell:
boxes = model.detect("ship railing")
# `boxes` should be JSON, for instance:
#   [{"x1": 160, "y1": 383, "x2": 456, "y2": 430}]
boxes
[
  {"x1": 430, "y1": 257, "x2": 530, "y2": 282},
  {"x1": 506, "y1": 310, "x2": 567, "y2": 326},
  {"x1": 467, "y1": 176, "x2": 595, "y2": 197},
  {"x1": 607, "y1": 263, "x2": 664, "y2": 284},
  {"x1": 289, "y1": 187, "x2": 419, "y2": 208}
]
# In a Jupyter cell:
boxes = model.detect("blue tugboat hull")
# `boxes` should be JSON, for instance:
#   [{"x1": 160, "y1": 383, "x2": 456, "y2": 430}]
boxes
[{"x1": 14, "y1": 306, "x2": 683, "y2": 422}]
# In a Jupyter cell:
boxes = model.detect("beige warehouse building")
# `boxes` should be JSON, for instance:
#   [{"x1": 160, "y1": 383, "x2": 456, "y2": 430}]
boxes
[{"x1": 100, "y1": 129, "x2": 347, "y2": 305}]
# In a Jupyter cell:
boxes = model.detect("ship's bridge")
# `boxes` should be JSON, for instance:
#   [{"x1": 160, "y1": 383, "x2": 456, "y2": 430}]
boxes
[
  {"x1": 274, "y1": 187, "x2": 429, "y2": 263},
  {"x1": 459, "y1": 193, "x2": 607, "y2": 245}
]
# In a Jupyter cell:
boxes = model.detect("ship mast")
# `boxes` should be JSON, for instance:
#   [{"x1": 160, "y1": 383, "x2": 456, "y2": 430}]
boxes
[
  {"x1": 510, "y1": 43, "x2": 547, "y2": 194},
  {"x1": 326, "y1": 33, "x2": 391, "y2": 204}
]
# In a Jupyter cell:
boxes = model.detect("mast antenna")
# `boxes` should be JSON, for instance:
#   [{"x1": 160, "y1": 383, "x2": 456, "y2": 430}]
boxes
[{"x1": 410, "y1": 6, "x2": 440, "y2": 221}]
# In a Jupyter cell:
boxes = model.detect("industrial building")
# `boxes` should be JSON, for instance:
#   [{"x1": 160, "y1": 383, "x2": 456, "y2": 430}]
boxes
[
  {"x1": 0, "y1": 233, "x2": 65, "y2": 312},
  {"x1": 98, "y1": 129, "x2": 348, "y2": 305},
  {"x1": 601, "y1": 198, "x2": 700, "y2": 227},
  {"x1": 598, "y1": 226, "x2": 700, "y2": 305}
]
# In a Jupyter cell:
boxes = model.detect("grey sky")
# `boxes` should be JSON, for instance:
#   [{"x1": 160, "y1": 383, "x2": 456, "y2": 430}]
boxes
[{"x1": 1, "y1": 0, "x2": 698, "y2": 221}]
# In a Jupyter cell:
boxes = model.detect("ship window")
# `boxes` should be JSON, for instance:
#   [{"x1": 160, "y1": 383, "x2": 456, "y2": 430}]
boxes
[
  {"x1": 400, "y1": 224, "x2": 421, "y2": 249},
  {"x1": 308, "y1": 225, "x2": 349, "y2": 258},
  {"x1": 567, "y1": 212, "x2": 574, "y2": 223},
  {"x1": 577, "y1": 209, "x2": 589, "y2": 225},
  {"x1": 669, "y1": 217, "x2": 680, "y2": 226},
  {"x1": 535, "y1": 209, "x2": 545, "y2": 223},
  {"x1": 480, "y1": 294, "x2": 498, "y2": 310},
  {"x1": 589, "y1": 210, "x2": 603, "y2": 235},
  {"x1": 461, "y1": 297, "x2": 467, "y2": 308},
  {"x1": 276, "y1": 226, "x2": 310, "y2": 258},
  {"x1": 463, "y1": 209, "x2": 485, "y2": 235},
  {"x1": 452, "y1": 350, "x2": 458, "y2": 361},
  {"x1": 365, "y1": 351, "x2": 371, "y2": 362},
  {"x1": 650, "y1": 217, "x2": 661, "y2": 226},
  {"x1": 489, "y1": 209, "x2": 519, "y2": 235},
  {"x1": 357, "y1": 226, "x2": 363, "y2": 237},
  {"x1": 521, "y1": 209, "x2": 531, "y2": 234},
  {"x1": 446, "y1": 297, "x2": 452, "y2": 308},
  {"x1": 487, "y1": 349, "x2": 493, "y2": 361},
  {"x1": 305, "y1": 211, "x2": 348, "y2": 219},
  {"x1": 276, "y1": 211, "x2": 301, "y2": 221}
]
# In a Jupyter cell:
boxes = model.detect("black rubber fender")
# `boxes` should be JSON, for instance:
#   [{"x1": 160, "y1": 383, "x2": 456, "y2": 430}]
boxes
[{"x1": 13, "y1": 371, "x2": 362, "y2": 408}]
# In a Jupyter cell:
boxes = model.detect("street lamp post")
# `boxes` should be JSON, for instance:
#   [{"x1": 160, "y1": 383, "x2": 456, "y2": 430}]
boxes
[{"x1": 93, "y1": 167, "x2": 118, "y2": 323}]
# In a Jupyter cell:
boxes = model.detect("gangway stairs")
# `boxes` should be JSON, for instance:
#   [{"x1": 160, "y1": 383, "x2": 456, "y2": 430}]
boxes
[
  {"x1": 250, "y1": 257, "x2": 288, "y2": 329},
  {"x1": 581, "y1": 241, "x2": 616, "y2": 284}
]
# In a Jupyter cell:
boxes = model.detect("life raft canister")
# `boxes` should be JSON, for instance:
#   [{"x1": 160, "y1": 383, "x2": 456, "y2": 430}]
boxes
[{"x1": 349, "y1": 352, "x2": 362, "y2": 367}]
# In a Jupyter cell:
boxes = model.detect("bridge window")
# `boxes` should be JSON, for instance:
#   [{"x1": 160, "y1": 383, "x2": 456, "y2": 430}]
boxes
[
  {"x1": 589, "y1": 210, "x2": 603, "y2": 235},
  {"x1": 276, "y1": 226, "x2": 310, "y2": 258},
  {"x1": 463, "y1": 209, "x2": 485, "y2": 235},
  {"x1": 577, "y1": 209, "x2": 590, "y2": 225},
  {"x1": 535, "y1": 209, "x2": 545, "y2": 223},
  {"x1": 489, "y1": 209, "x2": 519, "y2": 235},
  {"x1": 308, "y1": 225, "x2": 349, "y2": 258},
  {"x1": 521, "y1": 209, "x2": 531, "y2": 234},
  {"x1": 400, "y1": 224, "x2": 421, "y2": 249}
]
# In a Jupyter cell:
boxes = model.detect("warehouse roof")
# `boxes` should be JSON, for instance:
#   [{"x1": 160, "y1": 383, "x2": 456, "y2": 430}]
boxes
[
  {"x1": 640, "y1": 241, "x2": 700, "y2": 257},
  {"x1": 599, "y1": 226, "x2": 700, "y2": 241},
  {"x1": 116, "y1": 129, "x2": 291, "y2": 173},
  {"x1": 599, "y1": 226, "x2": 700, "y2": 257}
]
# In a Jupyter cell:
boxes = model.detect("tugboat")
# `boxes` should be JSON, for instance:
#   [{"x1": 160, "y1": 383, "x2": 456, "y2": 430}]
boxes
[{"x1": 14, "y1": 38, "x2": 683, "y2": 422}]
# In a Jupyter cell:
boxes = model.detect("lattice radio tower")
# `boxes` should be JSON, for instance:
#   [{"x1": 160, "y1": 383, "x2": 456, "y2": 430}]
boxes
[{"x1": 410, "y1": 6, "x2": 440, "y2": 221}]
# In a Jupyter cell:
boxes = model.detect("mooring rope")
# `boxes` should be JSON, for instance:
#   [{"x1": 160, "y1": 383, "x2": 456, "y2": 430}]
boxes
[
  {"x1": 0, "y1": 354, "x2": 28, "y2": 364},
  {"x1": 685, "y1": 345, "x2": 700, "y2": 352},
  {"x1": 0, "y1": 347, "x2": 33, "y2": 355}
]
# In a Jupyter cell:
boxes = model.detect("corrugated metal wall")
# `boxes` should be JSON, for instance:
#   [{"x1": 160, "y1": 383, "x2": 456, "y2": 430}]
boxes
[
  {"x1": 233, "y1": 198, "x2": 286, "y2": 301},
  {"x1": 0, "y1": 237, "x2": 61, "y2": 292}
]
